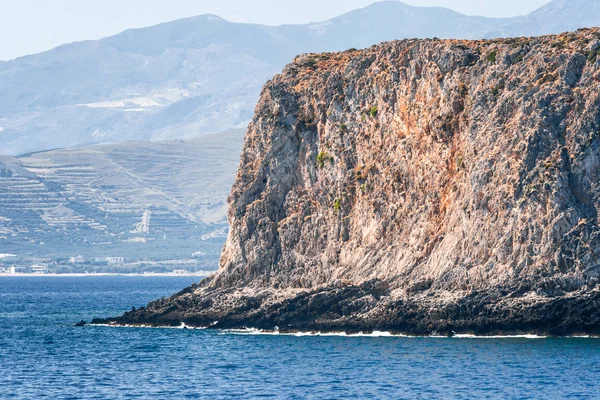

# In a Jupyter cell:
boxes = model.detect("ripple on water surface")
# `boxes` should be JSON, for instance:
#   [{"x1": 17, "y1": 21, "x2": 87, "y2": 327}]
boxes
[{"x1": 1, "y1": 276, "x2": 600, "y2": 399}]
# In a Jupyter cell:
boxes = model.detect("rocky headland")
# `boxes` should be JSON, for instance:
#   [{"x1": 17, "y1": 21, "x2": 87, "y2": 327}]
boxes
[{"x1": 95, "y1": 29, "x2": 600, "y2": 336}]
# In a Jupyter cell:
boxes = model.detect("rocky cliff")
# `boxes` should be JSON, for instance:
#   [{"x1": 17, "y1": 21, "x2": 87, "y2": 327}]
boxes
[{"x1": 97, "y1": 29, "x2": 600, "y2": 336}]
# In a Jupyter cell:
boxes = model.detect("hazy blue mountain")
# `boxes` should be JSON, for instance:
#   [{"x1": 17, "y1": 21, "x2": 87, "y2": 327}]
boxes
[
  {"x1": 0, "y1": 1, "x2": 511, "y2": 155},
  {"x1": 486, "y1": 0, "x2": 600, "y2": 38},
  {"x1": 0, "y1": 0, "x2": 597, "y2": 155},
  {"x1": 0, "y1": 16, "x2": 274, "y2": 155},
  {"x1": 0, "y1": 130, "x2": 243, "y2": 261}
]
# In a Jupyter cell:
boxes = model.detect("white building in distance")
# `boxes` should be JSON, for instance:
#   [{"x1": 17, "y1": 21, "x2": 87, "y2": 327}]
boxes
[
  {"x1": 69, "y1": 255, "x2": 86, "y2": 264},
  {"x1": 106, "y1": 257, "x2": 124, "y2": 265},
  {"x1": 31, "y1": 265, "x2": 49, "y2": 274}
]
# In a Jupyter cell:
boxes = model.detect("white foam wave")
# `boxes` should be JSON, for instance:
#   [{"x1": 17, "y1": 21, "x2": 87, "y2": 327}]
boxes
[
  {"x1": 89, "y1": 325, "x2": 599, "y2": 339},
  {"x1": 452, "y1": 334, "x2": 546, "y2": 339},
  {"x1": 90, "y1": 323, "x2": 205, "y2": 330},
  {"x1": 219, "y1": 329, "x2": 595, "y2": 339},
  {"x1": 222, "y1": 329, "x2": 414, "y2": 338}
]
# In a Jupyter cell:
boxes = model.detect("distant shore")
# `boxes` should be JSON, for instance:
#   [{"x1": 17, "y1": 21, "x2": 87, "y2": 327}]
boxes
[{"x1": 0, "y1": 272, "x2": 214, "y2": 278}]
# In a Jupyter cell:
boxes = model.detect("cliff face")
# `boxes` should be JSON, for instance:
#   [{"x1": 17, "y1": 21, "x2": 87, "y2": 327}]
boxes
[{"x1": 100, "y1": 29, "x2": 600, "y2": 335}]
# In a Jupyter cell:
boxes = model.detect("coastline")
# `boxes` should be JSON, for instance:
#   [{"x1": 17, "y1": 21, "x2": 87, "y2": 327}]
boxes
[
  {"x1": 92, "y1": 281, "x2": 600, "y2": 337},
  {"x1": 0, "y1": 272, "x2": 214, "y2": 278},
  {"x1": 88, "y1": 324, "x2": 600, "y2": 339}
]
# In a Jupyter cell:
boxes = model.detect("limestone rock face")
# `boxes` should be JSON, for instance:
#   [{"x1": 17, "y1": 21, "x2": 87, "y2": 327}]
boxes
[{"x1": 100, "y1": 29, "x2": 600, "y2": 335}]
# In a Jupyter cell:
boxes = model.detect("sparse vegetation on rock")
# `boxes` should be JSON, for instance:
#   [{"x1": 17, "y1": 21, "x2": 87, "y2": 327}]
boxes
[
  {"x1": 316, "y1": 151, "x2": 333, "y2": 169},
  {"x1": 333, "y1": 198, "x2": 342, "y2": 212}
]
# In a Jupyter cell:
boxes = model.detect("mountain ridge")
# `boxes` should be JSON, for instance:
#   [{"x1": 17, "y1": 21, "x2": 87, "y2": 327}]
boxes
[{"x1": 3, "y1": 0, "x2": 599, "y2": 155}]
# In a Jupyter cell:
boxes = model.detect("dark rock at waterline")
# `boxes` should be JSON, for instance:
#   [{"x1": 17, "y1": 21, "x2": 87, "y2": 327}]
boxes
[
  {"x1": 74, "y1": 320, "x2": 87, "y2": 327},
  {"x1": 98, "y1": 280, "x2": 600, "y2": 336}
]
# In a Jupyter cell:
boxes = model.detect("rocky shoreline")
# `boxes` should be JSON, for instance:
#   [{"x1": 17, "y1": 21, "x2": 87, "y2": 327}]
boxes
[
  {"x1": 96, "y1": 29, "x2": 600, "y2": 335},
  {"x1": 92, "y1": 278, "x2": 600, "y2": 337}
]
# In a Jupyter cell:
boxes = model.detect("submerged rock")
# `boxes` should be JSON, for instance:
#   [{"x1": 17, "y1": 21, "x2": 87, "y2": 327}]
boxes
[{"x1": 103, "y1": 29, "x2": 600, "y2": 336}]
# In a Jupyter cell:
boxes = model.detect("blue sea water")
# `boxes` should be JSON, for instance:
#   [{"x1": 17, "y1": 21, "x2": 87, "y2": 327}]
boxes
[{"x1": 1, "y1": 277, "x2": 600, "y2": 399}]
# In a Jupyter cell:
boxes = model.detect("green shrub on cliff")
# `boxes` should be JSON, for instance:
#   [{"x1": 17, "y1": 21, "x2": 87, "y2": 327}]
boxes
[
  {"x1": 317, "y1": 152, "x2": 327, "y2": 168},
  {"x1": 370, "y1": 106, "x2": 378, "y2": 118},
  {"x1": 317, "y1": 151, "x2": 334, "y2": 169},
  {"x1": 491, "y1": 81, "x2": 505, "y2": 96},
  {"x1": 333, "y1": 198, "x2": 342, "y2": 212},
  {"x1": 513, "y1": 53, "x2": 524, "y2": 64},
  {"x1": 487, "y1": 51, "x2": 497, "y2": 63}
]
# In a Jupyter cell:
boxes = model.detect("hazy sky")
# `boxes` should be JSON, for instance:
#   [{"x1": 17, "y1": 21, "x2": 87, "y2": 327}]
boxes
[{"x1": 0, "y1": 0, "x2": 551, "y2": 61}]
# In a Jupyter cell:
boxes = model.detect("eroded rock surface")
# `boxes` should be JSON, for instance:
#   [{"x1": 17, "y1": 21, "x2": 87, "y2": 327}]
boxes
[{"x1": 96, "y1": 29, "x2": 600, "y2": 335}]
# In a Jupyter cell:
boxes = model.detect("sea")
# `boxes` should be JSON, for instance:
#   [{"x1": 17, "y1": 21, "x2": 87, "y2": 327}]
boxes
[{"x1": 1, "y1": 276, "x2": 599, "y2": 399}]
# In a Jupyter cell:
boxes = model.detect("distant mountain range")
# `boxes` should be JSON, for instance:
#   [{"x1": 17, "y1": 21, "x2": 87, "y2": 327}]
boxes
[
  {"x1": 1, "y1": 0, "x2": 599, "y2": 155},
  {"x1": 0, "y1": 131, "x2": 243, "y2": 261}
]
